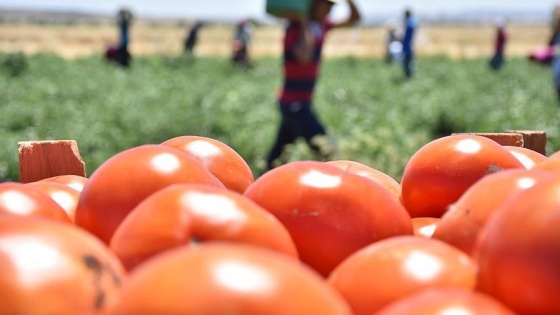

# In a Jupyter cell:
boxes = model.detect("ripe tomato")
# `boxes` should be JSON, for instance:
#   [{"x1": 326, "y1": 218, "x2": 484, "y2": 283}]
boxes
[
  {"x1": 374, "y1": 288, "x2": 516, "y2": 315},
  {"x1": 0, "y1": 182, "x2": 71, "y2": 223},
  {"x1": 110, "y1": 184, "x2": 298, "y2": 271},
  {"x1": 534, "y1": 150, "x2": 560, "y2": 175},
  {"x1": 108, "y1": 243, "x2": 352, "y2": 315},
  {"x1": 326, "y1": 160, "x2": 401, "y2": 199},
  {"x1": 475, "y1": 177, "x2": 560, "y2": 314},
  {"x1": 327, "y1": 235, "x2": 477, "y2": 315},
  {"x1": 28, "y1": 181, "x2": 81, "y2": 222},
  {"x1": 161, "y1": 136, "x2": 254, "y2": 193},
  {"x1": 39, "y1": 174, "x2": 89, "y2": 192},
  {"x1": 244, "y1": 161, "x2": 413, "y2": 277},
  {"x1": 0, "y1": 214, "x2": 126, "y2": 315},
  {"x1": 75, "y1": 145, "x2": 225, "y2": 244},
  {"x1": 401, "y1": 134, "x2": 525, "y2": 218},
  {"x1": 503, "y1": 146, "x2": 547, "y2": 169},
  {"x1": 433, "y1": 168, "x2": 557, "y2": 255},
  {"x1": 411, "y1": 217, "x2": 440, "y2": 238}
]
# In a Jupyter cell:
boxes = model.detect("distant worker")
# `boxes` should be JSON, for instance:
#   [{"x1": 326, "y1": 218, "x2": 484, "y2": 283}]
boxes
[
  {"x1": 551, "y1": 4, "x2": 560, "y2": 101},
  {"x1": 489, "y1": 17, "x2": 507, "y2": 70},
  {"x1": 114, "y1": 8, "x2": 133, "y2": 67},
  {"x1": 552, "y1": 4, "x2": 560, "y2": 43},
  {"x1": 385, "y1": 20, "x2": 402, "y2": 64},
  {"x1": 265, "y1": 0, "x2": 361, "y2": 170},
  {"x1": 528, "y1": 7, "x2": 556, "y2": 65},
  {"x1": 401, "y1": 8, "x2": 417, "y2": 79},
  {"x1": 184, "y1": 21, "x2": 204, "y2": 55},
  {"x1": 232, "y1": 19, "x2": 254, "y2": 68}
]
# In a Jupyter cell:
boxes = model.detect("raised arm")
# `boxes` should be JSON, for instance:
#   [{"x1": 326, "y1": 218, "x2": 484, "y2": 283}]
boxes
[
  {"x1": 331, "y1": 0, "x2": 361, "y2": 29},
  {"x1": 291, "y1": 17, "x2": 315, "y2": 63}
]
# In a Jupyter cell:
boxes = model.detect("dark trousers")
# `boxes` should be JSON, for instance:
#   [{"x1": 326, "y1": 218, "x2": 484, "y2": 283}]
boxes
[
  {"x1": 403, "y1": 51, "x2": 414, "y2": 78},
  {"x1": 266, "y1": 102, "x2": 328, "y2": 170},
  {"x1": 489, "y1": 53, "x2": 504, "y2": 70},
  {"x1": 116, "y1": 45, "x2": 131, "y2": 68},
  {"x1": 232, "y1": 42, "x2": 251, "y2": 68}
]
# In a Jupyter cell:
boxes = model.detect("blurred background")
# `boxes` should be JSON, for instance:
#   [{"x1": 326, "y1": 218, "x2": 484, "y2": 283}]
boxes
[{"x1": 0, "y1": 0, "x2": 556, "y2": 59}]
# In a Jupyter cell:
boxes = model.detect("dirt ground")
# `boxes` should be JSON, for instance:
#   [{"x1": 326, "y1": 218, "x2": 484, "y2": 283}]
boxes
[{"x1": 0, "y1": 23, "x2": 552, "y2": 59}]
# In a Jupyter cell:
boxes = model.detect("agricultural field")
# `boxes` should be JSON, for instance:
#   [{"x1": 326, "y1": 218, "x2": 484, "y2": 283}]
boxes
[
  {"x1": 0, "y1": 22, "x2": 559, "y2": 182},
  {"x1": 3, "y1": 21, "x2": 560, "y2": 315},
  {"x1": 0, "y1": 22, "x2": 552, "y2": 59}
]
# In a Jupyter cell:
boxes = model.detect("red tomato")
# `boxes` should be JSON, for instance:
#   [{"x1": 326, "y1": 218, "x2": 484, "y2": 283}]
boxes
[
  {"x1": 433, "y1": 168, "x2": 557, "y2": 255},
  {"x1": 244, "y1": 161, "x2": 413, "y2": 277},
  {"x1": 475, "y1": 177, "x2": 560, "y2": 315},
  {"x1": 39, "y1": 174, "x2": 89, "y2": 192},
  {"x1": 0, "y1": 215, "x2": 126, "y2": 315},
  {"x1": 327, "y1": 235, "x2": 477, "y2": 315},
  {"x1": 28, "y1": 181, "x2": 81, "y2": 222},
  {"x1": 411, "y1": 217, "x2": 440, "y2": 238},
  {"x1": 503, "y1": 146, "x2": 547, "y2": 169},
  {"x1": 401, "y1": 134, "x2": 525, "y2": 218},
  {"x1": 326, "y1": 160, "x2": 401, "y2": 199},
  {"x1": 110, "y1": 184, "x2": 298, "y2": 271},
  {"x1": 75, "y1": 145, "x2": 225, "y2": 244},
  {"x1": 161, "y1": 136, "x2": 254, "y2": 193},
  {"x1": 373, "y1": 288, "x2": 516, "y2": 315},
  {"x1": 0, "y1": 182, "x2": 71, "y2": 223},
  {"x1": 108, "y1": 243, "x2": 352, "y2": 315},
  {"x1": 534, "y1": 150, "x2": 560, "y2": 175}
]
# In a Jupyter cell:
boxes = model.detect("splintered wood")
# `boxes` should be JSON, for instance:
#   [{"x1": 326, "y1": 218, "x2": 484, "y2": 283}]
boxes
[
  {"x1": 505, "y1": 130, "x2": 547, "y2": 156},
  {"x1": 18, "y1": 140, "x2": 86, "y2": 183}
]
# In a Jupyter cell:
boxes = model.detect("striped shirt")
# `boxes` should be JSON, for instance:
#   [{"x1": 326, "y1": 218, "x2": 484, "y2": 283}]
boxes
[{"x1": 279, "y1": 20, "x2": 332, "y2": 104}]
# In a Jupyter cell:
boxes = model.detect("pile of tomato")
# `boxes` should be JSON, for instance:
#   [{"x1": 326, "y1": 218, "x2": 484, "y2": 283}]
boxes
[{"x1": 0, "y1": 134, "x2": 558, "y2": 314}]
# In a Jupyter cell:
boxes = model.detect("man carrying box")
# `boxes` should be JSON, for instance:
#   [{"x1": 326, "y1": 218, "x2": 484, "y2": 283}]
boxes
[{"x1": 266, "y1": 0, "x2": 361, "y2": 170}]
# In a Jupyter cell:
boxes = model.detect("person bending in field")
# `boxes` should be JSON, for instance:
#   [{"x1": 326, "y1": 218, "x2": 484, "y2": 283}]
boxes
[
  {"x1": 184, "y1": 21, "x2": 204, "y2": 55},
  {"x1": 106, "y1": 8, "x2": 133, "y2": 68},
  {"x1": 265, "y1": 0, "x2": 361, "y2": 170}
]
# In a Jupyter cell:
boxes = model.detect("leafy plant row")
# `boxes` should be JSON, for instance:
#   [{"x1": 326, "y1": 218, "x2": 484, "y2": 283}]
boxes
[{"x1": 0, "y1": 53, "x2": 557, "y2": 182}]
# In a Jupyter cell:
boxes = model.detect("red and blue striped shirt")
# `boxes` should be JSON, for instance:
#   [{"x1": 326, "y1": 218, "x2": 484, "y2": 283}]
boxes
[{"x1": 279, "y1": 20, "x2": 332, "y2": 104}]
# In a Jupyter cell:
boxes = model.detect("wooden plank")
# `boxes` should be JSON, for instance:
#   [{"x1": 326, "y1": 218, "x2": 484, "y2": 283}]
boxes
[
  {"x1": 505, "y1": 130, "x2": 547, "y2": 156},
  {"x1": 18, "y1": 140, "x2": 86, "y2": 183},
  {"x1": 452, "y1": 132, "x2": 524, "y2": 147}
]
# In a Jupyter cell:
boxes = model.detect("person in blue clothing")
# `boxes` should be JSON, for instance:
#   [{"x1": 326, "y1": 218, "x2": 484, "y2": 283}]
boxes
[
  {"x1": 115, "y1": 8, "x2": 133, "y2": 67},
  {"x1": 551, "y1": 5, "x2": 560, "y2": 101},
  {"x1": 401, "y1": 8, "x2": 416, "y2": 79}
]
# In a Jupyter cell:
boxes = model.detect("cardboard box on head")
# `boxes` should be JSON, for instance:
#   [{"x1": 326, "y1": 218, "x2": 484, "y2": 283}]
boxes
[
  {"x1": 266, "y1": 0, "x2": 340, "y2": 20},
  {"x1": 266, "y1": 0, "x2": 311, "y2": 20}
]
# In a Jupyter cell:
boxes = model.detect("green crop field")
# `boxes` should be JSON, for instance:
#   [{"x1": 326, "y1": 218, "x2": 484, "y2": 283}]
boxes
[{"x1": 1, "y1": 52, "x2": 559, "y2": 182}]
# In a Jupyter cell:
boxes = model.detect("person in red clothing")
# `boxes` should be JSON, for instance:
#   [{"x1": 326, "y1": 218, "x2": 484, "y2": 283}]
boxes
[
  {"x1": 489, "y1": 17, "x2": 507, "y2": 70},
  {"x1": 265, "y1": 0, "x2": 361, "y2": 170}
]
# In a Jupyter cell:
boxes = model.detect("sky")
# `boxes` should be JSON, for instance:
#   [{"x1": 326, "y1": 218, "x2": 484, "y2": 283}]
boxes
[{"x1": 0, "y1": 0, "x2": 557, "y2": 22}]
